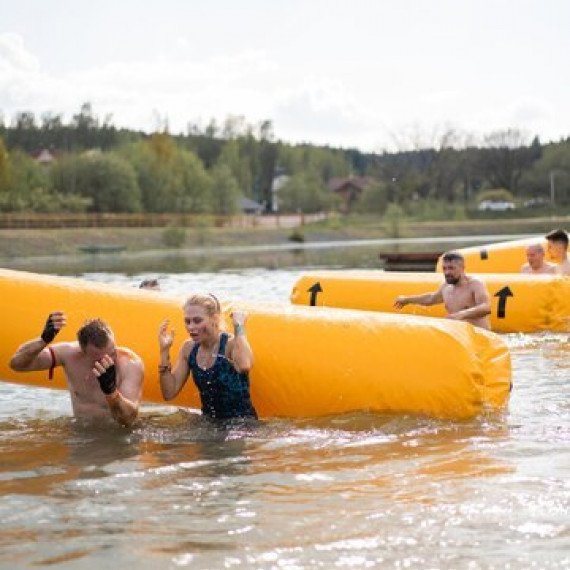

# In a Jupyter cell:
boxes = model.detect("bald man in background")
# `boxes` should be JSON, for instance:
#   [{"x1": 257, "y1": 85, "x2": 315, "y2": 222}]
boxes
[{"x1": 520, "y1": 244, "x2": 557, "y2": 275}]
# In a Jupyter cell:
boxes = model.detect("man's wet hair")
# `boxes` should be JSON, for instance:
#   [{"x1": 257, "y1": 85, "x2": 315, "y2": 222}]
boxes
[
  {"x1": 442, "y1": 251, "x2": 465, "y2": 264},
  {"x1": 545, "y1": 229, "x2": 569, "y2": 247},
  {"x1": 139, "y1": 278, "x2": 160, "y2": 290},
  {"x1": 77, "y1": 319, "x2": 113, "y2": 349}
]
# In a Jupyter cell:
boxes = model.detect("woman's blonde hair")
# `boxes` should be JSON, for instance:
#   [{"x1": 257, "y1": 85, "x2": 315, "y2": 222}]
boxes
[{"x1": 183, "y1": 293, "x2": 223, "y2": 327}]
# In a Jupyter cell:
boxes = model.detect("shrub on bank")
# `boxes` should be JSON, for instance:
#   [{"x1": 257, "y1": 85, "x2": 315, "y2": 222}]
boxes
[{"x1": 161, "y1": 225, "x2": 186, "y2": 248}]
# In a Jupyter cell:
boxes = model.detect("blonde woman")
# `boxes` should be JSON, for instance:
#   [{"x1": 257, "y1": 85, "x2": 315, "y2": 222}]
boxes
[{"x1": 158, "y1": 294, "x2": 257, "y2": 420}]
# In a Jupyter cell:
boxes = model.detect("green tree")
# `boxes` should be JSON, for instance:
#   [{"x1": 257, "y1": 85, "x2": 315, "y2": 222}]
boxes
[
  {"x1": 210, "y1": 164, "x2": 242, "y2": 215},
  {"x1": 479, "y1": 129, "x2": 540, "y2": 193},
  {"x1": 476, "y1": 188, "x2": 515, "y2": 204},
  {"x1": 121, "y1": 136, "x2": 211, "y2": 213},
  {"x1": 279, "y1": 171, "x2": 331, "y2": 213},
  {"x1": 216, "y1": 139, "x2": 253, "y2": 196},
  {"x1": 521, "y1": 141, "x2": 570, "y2": 205},
  {"x1": 0, "y1": 137, "x2": 9, "y2": 193},
  {"x1": 355, "y1": 181, "x2": 388, "y2": 214},
  {"x1": 51, "y1": 152, "x2": 141, "y2": 212}
]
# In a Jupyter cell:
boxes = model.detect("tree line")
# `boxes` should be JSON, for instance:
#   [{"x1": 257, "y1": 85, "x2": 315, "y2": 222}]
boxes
[{"x1": 0, "y1": 103, "x2": 569, "y2": 216}]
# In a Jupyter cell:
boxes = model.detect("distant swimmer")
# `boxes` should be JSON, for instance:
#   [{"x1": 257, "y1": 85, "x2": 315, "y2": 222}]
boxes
[
  {"x1": 157, "y1": 294, "x2": 257, "y2": 420},
  {"x1": 545, "y1": 229, "x2": 570, "y2": 276},
  {"x1": 521, "y1": 244, "x2": 557, "y2": 275},
  {"x1": 394, "y1": 251, "x2": 491, "y2": 330},
  {"x1": 139, "y1": 278, "x2": 160, "y2": 291},
  {"x1": 9, "y1": 313, "x2": 144, "y2": 427}
]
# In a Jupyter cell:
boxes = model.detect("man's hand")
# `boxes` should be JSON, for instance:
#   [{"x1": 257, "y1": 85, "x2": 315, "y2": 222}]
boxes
[
  {"x1": 41, "y1": 312, "x2": 66, "y2": 344},
  {"x1": 393, "y1": 296, "x2": 408, "y2": 310},
  {"x1": 93, "y1": 355, "x2": 117, "y2": 395}
]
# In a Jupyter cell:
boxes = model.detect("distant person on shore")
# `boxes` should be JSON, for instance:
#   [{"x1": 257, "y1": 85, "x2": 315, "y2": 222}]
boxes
[
  {"x1": 394, "y1": 251, "x2": 491, "y2": 330},
  {"x1": 157, "y1": 294, "x2": 257, "y2": 420},
  {"x1": 9, "y1": 313, "x2": 144, "y2": 427},
  {"x1": 520, "y1": 244, "x2": 557, "y2": 275},
  {"x1": 139, "y1": 278, "x2": 161, "y2": 291},
  {"x1": 545, "y1": 229, "x2": 570, "y2": 275}
]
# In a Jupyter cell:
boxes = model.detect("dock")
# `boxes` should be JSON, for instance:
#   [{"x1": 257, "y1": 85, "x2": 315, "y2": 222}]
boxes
[{"x1": 378, "y1": 252, "x2": 442, "y2": 272}]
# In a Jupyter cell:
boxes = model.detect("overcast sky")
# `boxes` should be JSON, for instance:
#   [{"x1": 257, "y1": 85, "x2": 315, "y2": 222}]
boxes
[{"x1": 1, "y1": 0, "x2": 569, "y2": 151}]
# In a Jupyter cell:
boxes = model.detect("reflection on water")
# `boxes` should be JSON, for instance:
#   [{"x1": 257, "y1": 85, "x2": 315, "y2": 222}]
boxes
[
  {"x1": 0, "y1": 233, "x2": 533, "y2": 275},
  {"x1": 0, "y1": 270, "x2": 569, "y2": 568}
]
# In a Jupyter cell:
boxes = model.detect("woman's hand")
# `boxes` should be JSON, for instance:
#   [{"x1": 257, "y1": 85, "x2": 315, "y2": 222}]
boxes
[
  {"x1": 158, "y1": 319, "x2": 175, "y2": 351},
  {"x1": 231, "y1": 311, "x2": 247, "y2": 336}
]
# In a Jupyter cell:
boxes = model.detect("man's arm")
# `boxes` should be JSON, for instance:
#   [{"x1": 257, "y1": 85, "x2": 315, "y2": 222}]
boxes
[
  {"x1": 94, "y1": 352, "x2": 144, "y2": 427},
  {"x1": 109, "y1": 356, "x2": 144, "y2": 428},
  {"x1": 394, "y1": 286, "x2": 444, "y2": 309},
  {"x1": 10, "y1": 312, "x2": 66, "y2": 371},
  {"x1": 10, "y1": 339, "x2": 58, "y2": 371}
]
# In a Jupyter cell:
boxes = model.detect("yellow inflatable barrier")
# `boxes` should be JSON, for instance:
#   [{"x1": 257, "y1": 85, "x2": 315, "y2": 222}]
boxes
[
  {"x1": 0, "y1": 269, "x2": 511, "y2": 419},
  {"x1": 291, "y1": 271, "x2": 570, "y2": 333},
  {"x1": 435, "y1": 236, "x2": 557, "y2": 273}
]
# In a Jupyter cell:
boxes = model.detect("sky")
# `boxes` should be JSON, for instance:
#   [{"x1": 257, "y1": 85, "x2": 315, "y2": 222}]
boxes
[{"x1": 1, "y1": 0, "x2": 569, "y2": 152}]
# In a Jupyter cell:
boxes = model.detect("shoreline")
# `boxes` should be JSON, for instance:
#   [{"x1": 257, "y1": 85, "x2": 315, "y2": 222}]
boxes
[{"x1": 0, "y1": 215, "x2": 566, "y2": 260}]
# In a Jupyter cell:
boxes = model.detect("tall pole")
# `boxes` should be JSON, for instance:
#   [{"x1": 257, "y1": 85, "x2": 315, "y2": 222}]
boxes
[{"x1": 549, "y1": 170, "x2": 555, "y2": 206}]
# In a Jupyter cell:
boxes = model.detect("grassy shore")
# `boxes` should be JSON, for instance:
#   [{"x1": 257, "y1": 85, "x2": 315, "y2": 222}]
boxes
[{"x1": 0, "y1": 214, "x2": 568, "y2": 259}]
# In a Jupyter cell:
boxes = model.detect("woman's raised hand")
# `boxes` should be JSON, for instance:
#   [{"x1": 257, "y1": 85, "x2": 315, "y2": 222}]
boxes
[{"x1": 158, "y1": 319, "x2": 175, "y2": 351}]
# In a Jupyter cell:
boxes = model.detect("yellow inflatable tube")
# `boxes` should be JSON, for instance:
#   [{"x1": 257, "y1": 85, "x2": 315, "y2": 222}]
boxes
[
  {"x1": 435, "y1": 236, "x2": 557, "y2": 273},
  {"x1": 0, "y1": 269, "x2": 511, "y2": 419},
  {"x1": 291, "y1": 271, "x2": 570, "y2": 333}
]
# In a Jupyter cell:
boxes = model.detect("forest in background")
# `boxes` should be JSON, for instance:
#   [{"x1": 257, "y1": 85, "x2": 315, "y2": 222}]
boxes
[{"x1": 1, "y1": 103, "x2": 569, "y2": 219}]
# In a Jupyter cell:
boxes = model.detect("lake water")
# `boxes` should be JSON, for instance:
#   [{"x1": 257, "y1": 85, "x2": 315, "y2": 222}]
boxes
[{"x1": 1, "y1": 262, "x2": 569, "y2": 568}]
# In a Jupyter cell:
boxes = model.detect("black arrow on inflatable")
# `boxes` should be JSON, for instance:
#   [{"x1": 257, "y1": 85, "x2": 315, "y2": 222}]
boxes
[
  {"x1": 494, "y1": 286, "x2": 513, "y2": 318},
  {"x1": 308, "y1": 282, "x2": 323, "y2": 306}
]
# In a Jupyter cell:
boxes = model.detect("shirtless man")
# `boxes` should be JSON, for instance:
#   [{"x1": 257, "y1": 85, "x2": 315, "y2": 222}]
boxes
[
  {"x1": 545, "y1": 229, "x2": 570, "y2": 276},
  {"x1": 9, "y1": 312, "x2": 143, "y2": 426},
  {"x1": 394, "y1": 251, "x2": 491, "y2": 329},
  {"x1": 520, "y1": 244, "x2": 557, "y2": 274}
]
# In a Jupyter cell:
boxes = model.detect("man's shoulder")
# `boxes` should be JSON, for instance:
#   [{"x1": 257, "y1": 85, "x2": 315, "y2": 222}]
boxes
[
  {"x1": 465, "y1": 274, "x2": 486, "y2": 286},
  {"x1": 117, "y1": 346, "x2": 143, "y2": 365},
  {"x1": 463, "y1": 275, "x2": 489, "y2": 295},
  {"x1": 558, "y1": 259, "x2": 570, "y2": 275}
]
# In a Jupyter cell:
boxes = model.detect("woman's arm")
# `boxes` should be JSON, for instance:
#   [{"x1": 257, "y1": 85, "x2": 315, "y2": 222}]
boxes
[
  {"x1": 158, "y1": 320, "x2": 191, "y2": 400},
  {"x1": 227, "y1": 311, "x2": 253, "y2": 373}
]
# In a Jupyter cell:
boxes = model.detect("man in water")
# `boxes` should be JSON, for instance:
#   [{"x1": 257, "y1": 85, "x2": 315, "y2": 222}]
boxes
[
  {"x1": 394, "y1": 251, "x2": 491, "y2": 330},
  {"x1": 139, "y1": 278, "x2": 160, "y2": 291},
  {"x1": 9, "y1": 313, "x2": 144, "y2": 426},
  {"x1": 545, "y1": 229, "x2": 570, "y2": 276},
  {"x1": 520, "y1": 244, "x2": 557, "y2": 274}
]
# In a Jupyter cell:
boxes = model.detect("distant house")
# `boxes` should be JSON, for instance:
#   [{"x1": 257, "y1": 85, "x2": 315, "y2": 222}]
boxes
[
  {"x1": 270, "y1": 168, "x2": 290, "y2": 212},
  {"x1": 240, "y1": 197, "x2": 264, "y2": 215},
  {"x1": 327, "y1": 176, "x2": 374, "y2": 211},
  {"x1": 30, "y1": 148, "x2": 56, "y2": 165}
]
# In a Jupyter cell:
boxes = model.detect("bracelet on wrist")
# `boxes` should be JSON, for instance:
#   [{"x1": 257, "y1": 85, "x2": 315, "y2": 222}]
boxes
[
  {"x1": 158, "y1": 363, "x2": 171, "y2": 373},
  {"x1": 234, "y1": 323, "x2": 245, "y2": 336}
]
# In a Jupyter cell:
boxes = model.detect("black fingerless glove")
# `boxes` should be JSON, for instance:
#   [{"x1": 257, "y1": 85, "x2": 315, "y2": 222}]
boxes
[
  {"x1": 97, "y1": 365, "x2": 117, "y2": 395},
  {"x1": 40, "y1": 314, "x2": 59, "y2": 344}
]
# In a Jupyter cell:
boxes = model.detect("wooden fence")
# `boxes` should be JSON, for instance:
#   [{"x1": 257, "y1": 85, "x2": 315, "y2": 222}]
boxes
[{"x1": 0, "y1": 212, "x2": 327, "y2": 230}]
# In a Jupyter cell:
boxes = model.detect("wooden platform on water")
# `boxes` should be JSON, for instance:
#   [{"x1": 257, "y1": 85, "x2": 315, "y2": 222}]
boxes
[
  {"x1": 378, "y1": 252, "x2": 442, "y2": 272},
  {"x1": 78, "y1": 244, "x2": 127, "y2": 254}
]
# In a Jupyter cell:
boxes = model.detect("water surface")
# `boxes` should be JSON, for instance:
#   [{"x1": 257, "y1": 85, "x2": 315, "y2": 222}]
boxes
[{"x1": 0, "y1": 269, "x2": 568, "y2": 569}]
